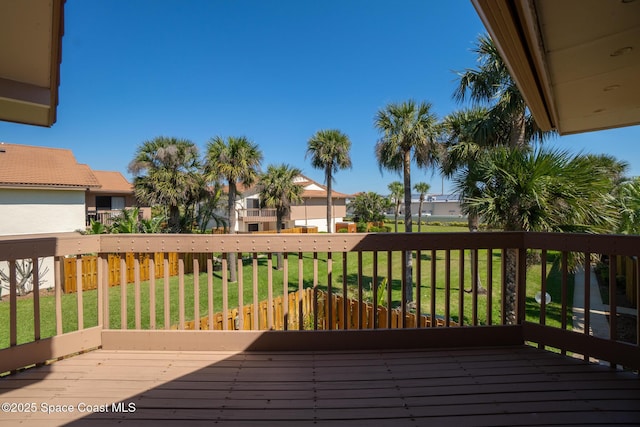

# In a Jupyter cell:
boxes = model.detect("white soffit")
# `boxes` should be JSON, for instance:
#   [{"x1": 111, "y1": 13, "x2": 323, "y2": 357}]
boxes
[
  {"x1": 0, "y1": 0, "x2": 64, "y2": 127},
  {"x1": 472, "y1": 0, "x2": 640, "y2": 135}
]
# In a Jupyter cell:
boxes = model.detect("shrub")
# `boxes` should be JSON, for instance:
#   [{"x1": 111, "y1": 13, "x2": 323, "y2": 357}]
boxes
[
  {"x1": 356, "y1": 222, "x2": 368, "y2": 232},
  {"x1": 448, "y1": 221, "x2": 468, "y2": 227},
  {"x1": 337, "y1": 228, "x2": 349, "y2": 233}
]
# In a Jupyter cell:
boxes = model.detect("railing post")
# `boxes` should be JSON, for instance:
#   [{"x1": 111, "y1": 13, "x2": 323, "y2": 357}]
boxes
[
  {"x1": 445, "y1": 250, "x2": 451, "y2": 327},
  {"x1": 237, "y1": 253, "x2": 243, "y2": 330},
  {"x1": 357, "y1": 251, "x2": 363, "y2": 330},
  {"x1": 583, "y1": 251, "x2": 591, "y2": 362},
  {"x1": 430, "y1": 249, "x2": 436, "y2": 328},
  {"x1": 100, "y1": 253, "x2": 109, "y2": 329},
  {"x1": 149, "y1": 254, "x2": 156, "y2": 330},
  {"x1": 120, "y1": 255, "x2": 127, "y2": 330},
  {"x1": 252, "y1": 253, "x2": 259, "y2": 330},
  {"x1": 486, "y1": 249, "x2": 493, "y2": 326},
  {"x1": 9, "y1": 260, "x2": 17, "y2": 347},
  {"x1": 32, "y1": 257, "x2": 41, "y2": 341},
  {"x1": 76, "y1": 255, "x2": 84, "y2": 331},
  {"x1": 516, "y1": 247, "x2": 527, "y2": 325},
  {"x1": 372, "y1": 251, "x2": 379, "y2": 329},
  {"x1": 327, "y1": 252, "x2": 333, "y2": 330},
  {"x1": 55, "y1": 256, "x2": 63, "y2": 336},
  {"x1": 342, "y1": 253, "x2": 348, "y2": 330},
  {"x1": 458, "y1": 249, "x2": 464, "y2": 326},
  {"x1": 134, "y1": 253, "x2": 141, "y2": 330}
]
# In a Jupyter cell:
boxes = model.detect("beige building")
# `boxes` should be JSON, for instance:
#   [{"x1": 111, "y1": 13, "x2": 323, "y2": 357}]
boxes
[
  {"x1": 86, "y1": 171, "x2": 150, "y2": 226},
  {"x1": 0, "y1": 143, "x2": 143, "y2": 234},
  {"x1": 228, "y1": 175, "x2": 349, "y2": 233},
  {"x1": 0, "y1": 143, "x2": 100, "y2": 235}
]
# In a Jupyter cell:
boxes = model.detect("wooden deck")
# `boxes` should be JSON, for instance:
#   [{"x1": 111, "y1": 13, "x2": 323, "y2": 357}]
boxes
[{"x1": 1, "y1": 346, "x2": 639, "y2": 426}]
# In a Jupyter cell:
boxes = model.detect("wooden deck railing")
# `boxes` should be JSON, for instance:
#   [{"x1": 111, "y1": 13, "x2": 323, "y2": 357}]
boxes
[{"x1": 0, "y1": 232, "x2": 638, "y2": 374}]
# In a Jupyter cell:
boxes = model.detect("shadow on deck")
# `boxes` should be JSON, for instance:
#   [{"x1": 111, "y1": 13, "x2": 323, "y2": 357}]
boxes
[{"x1": 1, "y1": 339, "x2": 639, "y2": 426}]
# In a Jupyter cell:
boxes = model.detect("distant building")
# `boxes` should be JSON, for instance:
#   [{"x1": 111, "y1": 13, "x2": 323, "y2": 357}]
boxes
[
  {"x1": 389, "y1": 193, "x2": 464, "y2": 218},
  {"x1": 416, "y1": 193, "x2": 463, "y2": 217},
  {"x1": 86, "y1": 171, "x2": 150, "y2": 226},
  {"x1": 0, "y1": 143, "x2": 146, "y2": 234},
  {"x1": 221, "y1": 175, "x2": 350, "y2": 233}
]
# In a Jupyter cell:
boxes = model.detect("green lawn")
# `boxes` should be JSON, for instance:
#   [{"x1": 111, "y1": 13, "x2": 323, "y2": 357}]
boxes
[{"x1": 0, "y1": 227, "x2": 571, "y2": 348}]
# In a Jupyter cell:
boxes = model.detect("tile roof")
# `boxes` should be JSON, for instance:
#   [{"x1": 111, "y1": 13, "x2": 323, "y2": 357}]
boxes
[
  {"x1": 91, "y1": 170, "x2": 133, "y2": 193},
  {"x1": 0, "y1": 143, "x2": 101, "y2": 189},
  {"x1": 223, "y1": 174, "x2": 350, "y2": 199}
]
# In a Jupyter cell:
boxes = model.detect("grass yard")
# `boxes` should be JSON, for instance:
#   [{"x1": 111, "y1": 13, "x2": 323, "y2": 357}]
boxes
[{"x1": 0, "y1": 227, "x2": 571, "y2": 348}]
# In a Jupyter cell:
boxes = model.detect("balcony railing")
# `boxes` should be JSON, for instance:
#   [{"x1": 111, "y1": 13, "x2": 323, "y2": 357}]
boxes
[
  {"x1": 86, "y1": 209, "x2": 123, "y2": 226},
  {"x1": 238, "y1": 208, "x2": 278, "y2": 221},
  {"x1": 0, "y1": 232, "x2": 638, "y2": 374}
]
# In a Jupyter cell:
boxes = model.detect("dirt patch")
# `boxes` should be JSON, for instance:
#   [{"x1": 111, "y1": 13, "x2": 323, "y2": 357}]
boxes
[{"x1": 606, "y1": 313, "x2": 637, "y2": 345}]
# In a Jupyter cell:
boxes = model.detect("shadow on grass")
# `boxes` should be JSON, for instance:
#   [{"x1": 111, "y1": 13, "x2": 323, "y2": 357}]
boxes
[{"x1": 525, "y1": 256, "x2": 573, "y2": 328}]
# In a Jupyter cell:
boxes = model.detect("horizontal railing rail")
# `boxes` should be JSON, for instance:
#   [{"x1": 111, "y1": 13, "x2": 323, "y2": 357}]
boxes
[
  {"x1": 238, "y1": 208, "x2": 278, "y2": 218},
  {"x1": 0, "y1": 232, "x2": 637, "y2": 374}
]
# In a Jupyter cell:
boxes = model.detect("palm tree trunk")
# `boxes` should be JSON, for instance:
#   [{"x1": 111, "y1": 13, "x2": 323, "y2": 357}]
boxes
[
  {"x1": 467, "y1": 213, "x2": 486, "y2": 295},
  {"x1": 403, "y1": 150, "x2": 413, "y2": 303},
  {"x1": 504, "y1": 248, "x2": 518, "y2": 324},
  {"x1": 509, "y1": 112, "x2": 527, "y2": 148},
  {"x1": 228, "y1": 184, "x2": 237, "y2": 283},
  {"x1": 394, "y1": 208, "x2": 399, "y2": 233},
  {"x1": 169, "y1": 205, "x2": 181, "y2": 233},
  {"x1": 418, "y1": 199, "x2": 424, "y2": 232},
  {"x1": 503, "y1": 217, "x2": 523, "y2": 324},
  {"x1": 326, "y1": 169, "x2": 333, "y2": 233}
]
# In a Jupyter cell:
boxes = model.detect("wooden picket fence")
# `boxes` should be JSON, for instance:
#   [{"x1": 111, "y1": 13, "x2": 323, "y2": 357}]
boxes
[
  {"x1": 62, "y1": 253, "x2": 210, "y2": 293},
  {"x1": 177, "y1": 289, "x2": 452, "y2": 331},
  {"x1": 252, "y1": 227, "x2": 318, "y2": 234}
]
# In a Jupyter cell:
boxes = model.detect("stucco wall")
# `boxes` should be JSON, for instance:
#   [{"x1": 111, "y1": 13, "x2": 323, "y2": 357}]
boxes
[
  {"x1": 0, "y1": 188, "x2": 86, "y2": 235},
  {"x1": 290, "y1": 200, "x2": 347, "y2": 222}
]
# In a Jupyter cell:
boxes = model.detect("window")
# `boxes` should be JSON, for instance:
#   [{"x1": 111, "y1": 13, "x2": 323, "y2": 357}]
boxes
[
  {"x1": 112, "y1": 197, "x2": 125, "y2": 210},
  {"x1": 96, "y1": 196, "x2": 111, "y2": 210}
]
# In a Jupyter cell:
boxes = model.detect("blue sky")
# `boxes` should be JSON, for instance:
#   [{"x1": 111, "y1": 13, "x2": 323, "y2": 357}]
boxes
[{"x1": 1, "y1": 0, "x2": 639, "y2": 196}]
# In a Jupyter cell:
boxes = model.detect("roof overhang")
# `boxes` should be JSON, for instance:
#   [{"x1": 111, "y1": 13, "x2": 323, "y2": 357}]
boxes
[
  {"x1": 0, "y1": 184, "x2": 97, "y2": 191},
  {"x1": 471, "y1": 0, "x2": 640, "y2": 135},
  {"x1": 0, "y1": 0, "x2": 65, "y2": 127}
]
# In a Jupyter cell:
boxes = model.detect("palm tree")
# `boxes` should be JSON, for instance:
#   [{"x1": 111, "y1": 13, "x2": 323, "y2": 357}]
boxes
[
  {"x1": 259, "y1": 164, "x2": 304, "y2": 269},
  {"x1": 388, "y1": 181, "x2": 403, "y2": 233},
  {"x1": 111, "y1": 207, "x2": 141, "y2": 233},
  {"x1": 453, "y1": 35, "x2": 557, "y2": 320},
  {"x1": 440, "y1": 107, "x2": 505, "y2": 232},
  {"x1": 205, "y1": 136, "x2": 263, "y2": 282},
  {"x1": 618, "y1": 178, "x2": 640, "y2": 235},
  {"x1": 194, "y1": 182, "x2": 227, "y2": 234},
  {"x1": 456, "y1": 147, "x2": 619, "y2": 323},
  {"x1": 375, "y1": 100, "x2": 440, "y2": 303},
  {"x1": 128, "y1": 137, "x2": 201, "y2": 233},
  {"x1": 306, "y1": 129, "x2": 352, "y2": 233},
  {"x1": 454, "y1": 34, "x2": 548, "y2": 148},
  {"x1": 413, "y1": 182, "x2": 430, "y2": 232}
]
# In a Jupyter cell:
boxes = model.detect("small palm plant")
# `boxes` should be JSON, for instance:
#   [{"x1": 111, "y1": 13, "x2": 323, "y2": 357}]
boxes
[
  {"x1": 87, "y1": 219, "x2": 108, "y2": 234},
  {"x1": 111, "y1": 207, "x2": 141, "y2": 233}
]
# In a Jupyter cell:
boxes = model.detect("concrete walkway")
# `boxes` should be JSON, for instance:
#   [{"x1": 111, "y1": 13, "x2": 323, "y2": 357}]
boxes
[
  {"x1": 572, "y1": 266, "x2": 637, "y2": 340},
  {"x1": 572, "y1": 267, "x2": 610, "y2": 339}
]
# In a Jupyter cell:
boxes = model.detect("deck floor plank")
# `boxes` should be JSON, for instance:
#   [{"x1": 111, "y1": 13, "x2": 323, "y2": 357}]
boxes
[{"x1": 0, "y1": 345, "x2": 638, "y2": 426}]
